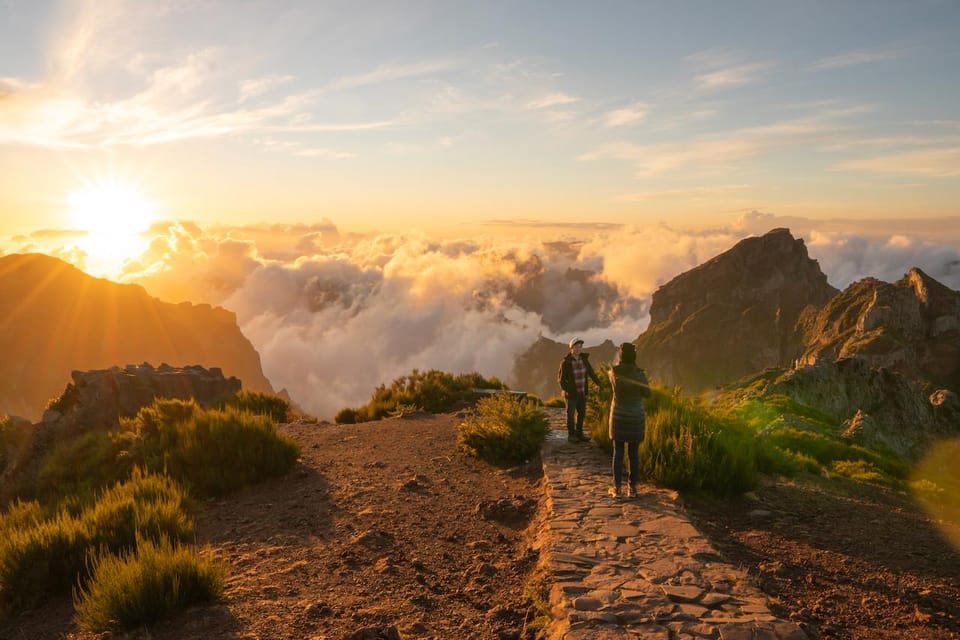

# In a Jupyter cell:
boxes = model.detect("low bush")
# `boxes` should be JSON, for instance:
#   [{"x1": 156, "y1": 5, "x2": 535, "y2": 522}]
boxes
[
  {"x1": 35, "y1": 431, "x2": 134, "y2": 503},
  {"x1": 218, "y1": 390, "x2": 290, "y2": 423},
  {"x1": 0, "y1": 469, "x2": 192, "y2": 620},
  {"x1": 74, "y1": 536, "x2": 225, "y2": 633},
  {"x1": 457, "y1": 394, "x2": 549, "y2": 465},
  {"x1": 585, "y1": 382, "x2": 757, "y2": 496},
  {"x1": 338, "y1": 369, "x2": 507, "y2": 423},
  {"x1": 128, "y1": 400, "x2": 300, "y2": 497},
  {"x1": 640, "y1": 395, "x2": 758, "y2": 495}
]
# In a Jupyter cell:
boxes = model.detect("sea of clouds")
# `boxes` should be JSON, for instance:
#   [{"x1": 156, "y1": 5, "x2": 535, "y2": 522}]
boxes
[{"x1": 8, "y1": 212, "x2": 960, "y2": 418}]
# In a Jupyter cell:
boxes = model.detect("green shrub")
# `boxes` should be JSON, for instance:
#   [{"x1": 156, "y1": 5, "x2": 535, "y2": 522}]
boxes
[
  {"x1": 219, "y1": 390, "x2": 290, "y2": 423},
  {"x1": 640, "y1": 398, "x2": 758, "y2": 495},
  {"x1": 755, "y1": 445, "x2": 821, "y2": 476},
  {"x1": 129, "y1": 400, "x2": 300, "y2": 496},
  {"x1": 457, "y1": 394, "x2": 549, "y2": 465},
  {"x1": 0, "y1": 469, "x2": 192, "y2": 619},
  {"x1": 35, "y1": 430, "x2": 134, "y2": 503},
  {"x1": 74, "y1": 536, "x2": 225, "y2": 633},
  {"x1": 830, "y1": 459, "x2": 889, "y2": 485},
  {"x1": 341, "y1": 369, "x2": 507, "y2": 423},
  {"x1": 0, "y1": 500, "x2": 45, "y2": 537}
]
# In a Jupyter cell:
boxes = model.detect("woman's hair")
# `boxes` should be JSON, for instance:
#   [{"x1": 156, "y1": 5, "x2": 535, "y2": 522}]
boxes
[{"x1": 617, "y1": 341, "x2": 636, "y2": 365}]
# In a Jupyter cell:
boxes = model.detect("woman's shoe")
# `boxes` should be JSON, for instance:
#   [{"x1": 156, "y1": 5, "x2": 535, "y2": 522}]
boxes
[{"x1": 608, "y1": 486, "x2": 623, "y2": 499}]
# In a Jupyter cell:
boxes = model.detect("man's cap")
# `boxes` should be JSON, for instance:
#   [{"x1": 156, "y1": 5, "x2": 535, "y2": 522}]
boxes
[{"x1": 569, "y1": 337, "x2": 584, "y2": 349}]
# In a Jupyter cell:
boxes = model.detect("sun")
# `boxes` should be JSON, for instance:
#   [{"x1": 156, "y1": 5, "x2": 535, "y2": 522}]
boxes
[{"x1": 67, "y1": 180, "x2": 156, "y2": 276}]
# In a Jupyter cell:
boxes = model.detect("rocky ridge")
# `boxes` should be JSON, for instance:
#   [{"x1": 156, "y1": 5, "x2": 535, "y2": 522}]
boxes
[
  {"x1": 797, "y1": 267, "x2": 960, "y2": 392},
  {"x1": 0, "y1": 253, "x2": 273, "y2": 422}
]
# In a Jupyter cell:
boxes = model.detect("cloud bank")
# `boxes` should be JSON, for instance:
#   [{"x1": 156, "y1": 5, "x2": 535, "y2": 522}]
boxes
[{"x1": 7, "y1": 214, "x2": 959, "y2": 418}]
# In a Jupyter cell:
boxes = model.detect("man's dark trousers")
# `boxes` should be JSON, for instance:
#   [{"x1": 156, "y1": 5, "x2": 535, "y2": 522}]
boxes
[{"x1": 565, "y1": 394, "x2": 587, "y2": 437}]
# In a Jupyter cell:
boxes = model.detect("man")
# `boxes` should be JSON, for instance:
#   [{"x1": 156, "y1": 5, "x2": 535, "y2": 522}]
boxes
[{"x1": 557, "y1": 337, "x2": 602, "y2": 443}]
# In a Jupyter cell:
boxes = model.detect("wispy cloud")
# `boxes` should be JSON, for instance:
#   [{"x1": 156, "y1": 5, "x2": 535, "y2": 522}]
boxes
[
  {"x1": 239, "y1": 74, "x2": 295, "y2": 102},
  {"x1": 526, "y1": 92, "x2": 580, "y2": 109},
  {"x1": 810, "y1": 49, "x2": 902, "y2": 71},
  {"x1": 325, "y1": 59, "x2": 459, "y2": 92},
  {"x1": 601, "y1": 102, "x2": 647, "y2": 127},
  {"x1": 834, "y1": 147, "x2": 960, "y2": 177},
  {"x1": 685, "y1": 49, "x2": 771, "y2": 92},
  {"x1": 581, "y1": 107, "x2": 861, "y2": 176},
  {"x1": 695, "y1": 63, "x2": 769, "y2": 91}
]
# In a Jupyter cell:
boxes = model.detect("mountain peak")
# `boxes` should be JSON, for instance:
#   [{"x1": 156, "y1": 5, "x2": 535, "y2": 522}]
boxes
[
  {"x1": 635, "y1": 229, "x2": 838, "y2": 391},
  {"x1": 0, "y1": 252, "x2": 273, "y2": 421}
]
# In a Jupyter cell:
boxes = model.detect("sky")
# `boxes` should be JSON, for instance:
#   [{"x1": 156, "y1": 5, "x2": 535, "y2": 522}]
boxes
[{"x1": 2, "y1": 0, "x2": 959, "y2": 416}]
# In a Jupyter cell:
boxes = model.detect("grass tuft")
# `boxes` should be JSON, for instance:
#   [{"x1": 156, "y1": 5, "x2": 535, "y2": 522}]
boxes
[
  {"x1": 458, "y1": 394, "x2": 549, "y2": 466},
  {"x1": 74, "y1": 535, "x2": 225, "y2": 633}
]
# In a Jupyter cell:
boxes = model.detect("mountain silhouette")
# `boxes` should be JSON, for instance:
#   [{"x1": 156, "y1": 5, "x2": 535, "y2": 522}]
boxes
[{"x1": 0, "y1": 253, "x2": 273, "y2": 421}]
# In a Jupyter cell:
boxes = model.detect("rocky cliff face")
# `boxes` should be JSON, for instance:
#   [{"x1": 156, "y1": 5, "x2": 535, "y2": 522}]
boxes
[
  {"x1": 760, "y1": 358, "x2": 960, "y2": 460},
  {"x1": 798, "y1": 268, "x2": 960, "y2": 392},
  {"x1": 512, "y1": 337, "x2": 617, "y2": 399},
  {"x1": 634, "y1": 228, "x2": 838, "y2": 391},
  {"x1": 0, "y1": 253, "x2": 273, "y2": 421}
]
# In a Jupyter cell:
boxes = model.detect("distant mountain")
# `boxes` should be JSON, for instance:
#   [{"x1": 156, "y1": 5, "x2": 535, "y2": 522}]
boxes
[
  {"x1": 634, "y1": 228, "x2": 838, "y2": 391},
  {"x1": 0, "y1": 253, "x2": 273, "y2": 421},
  {"x1": 797, "y1": 267, "x2": 960, "y2": 393},
  {"x1": 512, "y1": 336, "x2": 617, "y2": 399}
]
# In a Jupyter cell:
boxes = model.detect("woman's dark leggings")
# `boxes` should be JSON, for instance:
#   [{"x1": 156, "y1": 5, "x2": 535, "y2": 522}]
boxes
[{"x1": 613, "y1": 440, "x2": 640, "y2": 489}]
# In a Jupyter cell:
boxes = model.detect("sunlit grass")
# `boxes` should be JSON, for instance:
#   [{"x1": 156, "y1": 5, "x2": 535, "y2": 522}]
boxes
[
  {"x1": 458, "y1": 394, "x2": 549, "y2": 465},
  {"x1": 74, "y1": 536, "x2": 225, "y2": 633},
  {"x1": 0, "y1": 469, "x2": 192, "y2": 620}
]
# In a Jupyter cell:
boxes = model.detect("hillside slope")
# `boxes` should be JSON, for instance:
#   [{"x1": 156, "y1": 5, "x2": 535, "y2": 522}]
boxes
[{"x1": 0, "y1": 253, "x2": 273, "y2": 421}]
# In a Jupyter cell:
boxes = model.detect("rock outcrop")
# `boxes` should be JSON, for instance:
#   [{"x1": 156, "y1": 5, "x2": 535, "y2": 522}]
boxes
[
  {"x1": 511, "y1": 336, "x2": 616, "y2": 399},
  {"x1": 0, "y1": 364, "x2": 243, "y2": 504},
  {"x1": 634, "y1": 229, "x2": 838, "y2": 391},
  {"x1": 43, "y1": 363, "x2": 242, "y2": 434},
  {"x1": 797, "y1": 268, "x2": 960, "y2": 393},
  {"x1": 760, "y1": 358, "x2": 959, "y2": 460},
  {"x1": 0, "y1": 253, "x2": 273, "y2": 421}
]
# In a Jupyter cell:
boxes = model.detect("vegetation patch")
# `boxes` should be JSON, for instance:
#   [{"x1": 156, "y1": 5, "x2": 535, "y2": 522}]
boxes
[
  {"x1": 0, "y1": 469, "x2": 192, "y2": 620},
  {"x1": 128, "y1": 399, "x2": 300, "y2": 497},
  {"x1": 337, "y1": 369, "x2": 507, "y2": 423},
  {"x1": 217, "y1": 390, "x2": 291, "y2": 423},
  {"x1": 458, "y1": 394, "x2": 549, "y2": 466},
  {"x1": 74, "y1": 536, "x2": 225, "y2": 634},
  {"x1": 585, "y1": 377, "x2": 758, "y2": 496},
  {"x1": 1, "y1": 393, "x2": 299, "y2": 627}
]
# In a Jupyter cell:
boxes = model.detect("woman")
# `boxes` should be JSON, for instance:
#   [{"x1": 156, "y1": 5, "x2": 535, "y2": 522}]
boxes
[{"x1": 607, "y1": 342, "x2": 650, "y2": 498}]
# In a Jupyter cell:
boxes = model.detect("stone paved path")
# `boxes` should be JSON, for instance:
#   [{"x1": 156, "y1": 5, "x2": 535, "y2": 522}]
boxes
[{"x1": 539, "y1": 409, "x2": 807, "y2": 640}]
